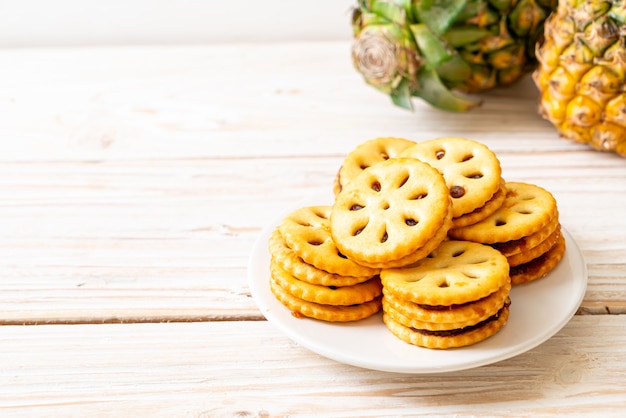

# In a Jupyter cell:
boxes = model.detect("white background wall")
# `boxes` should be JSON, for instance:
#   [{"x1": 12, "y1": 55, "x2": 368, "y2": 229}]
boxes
[{"x1": 0, "y1": 0, "x2": 356, "y2": 47}]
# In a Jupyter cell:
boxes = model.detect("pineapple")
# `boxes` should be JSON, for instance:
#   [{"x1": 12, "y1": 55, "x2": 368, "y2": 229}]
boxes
[
  {"x1": 533, "y1": 0, "x2": 626, "y2": 157},
  {"x1": 351, "y1": 0, "x2": 556, "y2": 111}
]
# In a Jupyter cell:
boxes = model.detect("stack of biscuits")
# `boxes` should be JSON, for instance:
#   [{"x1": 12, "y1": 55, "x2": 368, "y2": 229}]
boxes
[
  {"x1": 396, "y1": 136, "x2": 565, "y2": 285},
  {"x1": 266, "y1": 135, "x2": 567, "y2": 349},
  {"x1": 268, "y1": 205, "x2": 383, "y2": 322},
  {"x1": 399, "y1": 137, "x2": 507, "y2": 230},
  {"x1": 449, "y1": 182, "x2": 566, "y2": 285},
  {"x1": 330, "y1": 158, "x2": 453, "y2": 269},
  {"x1": 380, "y1": 240, "x2": 512, "y2": 349},
  {"x1": 333, "y1": 136, "x2": 416, "y2": 196}
]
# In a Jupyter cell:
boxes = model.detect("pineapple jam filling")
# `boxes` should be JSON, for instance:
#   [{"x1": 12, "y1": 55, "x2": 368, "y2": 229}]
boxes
[
  {"x1": 450, "y1": 185, "x2": 466, "y2": 198},
  {"x1": 416, "y1": 291, "x2": 495, "y2": 311},
  {"x1": 411, "y1": 299, "x2": 511, "y2": 337}
]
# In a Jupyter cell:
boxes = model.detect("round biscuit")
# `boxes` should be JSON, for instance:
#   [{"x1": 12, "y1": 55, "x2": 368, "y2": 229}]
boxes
[
  {"x1": 400, "y1": 137, "x2": 502, "y2": 218},
  {"x1": 383, "y1": 299, "x2": 494, "y2": 331},
  {"x1": 381, "y1": 240, "x2": 510, "y2": 306},
  {"x1": 350, "y1": 203, "x2": 453, "y2": 269},
  {"x1": 510, "y1": 233, "x2": 566, "y2": 285},
  {"x1": 382, "y1": 303, "x2": 510, "y2": 349},
  {"x1": 382, "y1": 279, "x2": 511, "y2": 325},
  {"x1": 278, "y1": 206, "x2": 379, "y2": 277},
  {"x1": 448, "y1": 182, "x2": 558, "y2": 244},
  {"x1": 507, "y1": 225, "x2": 561, "y2": 267},
  {"x1": 269, "y1": 276, "x2": 382, "y2": 322},
  {"x1": 492, "y1": 212, "x2": 560, "y2": 258},
  {"x1": 333, "y1": 168, "x2": 342, "y2": 196},
  {"x1": 331, "y1": 158, "x2": 451, "y2": 265},
  {"x1": 451, "y1": 179, "x2": 507, "y2": 228},
  {"x1": 337, "y1": 137, "x2": 416, "y2": 193},
  {"x1": 270, "y1": 261, "x2": 382, "y2": 306},
  {"x1": 268, "y1": 229, "x2": 373, "y2": 287}
]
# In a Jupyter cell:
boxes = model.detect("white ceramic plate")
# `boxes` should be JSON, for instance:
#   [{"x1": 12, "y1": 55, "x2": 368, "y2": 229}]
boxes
[{"x1": 248, "y1": 191, "x2": 588, "y2": 374}]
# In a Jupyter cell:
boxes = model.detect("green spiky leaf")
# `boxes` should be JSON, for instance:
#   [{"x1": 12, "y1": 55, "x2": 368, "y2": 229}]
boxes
[
  {"x1": 455, "y1": 0, "x2": 498, "y2": 24},
  {"x1": 410, "y1": 24, "x2": 453, "y2": 70},
  {"x1": 370, "y1": 0, "x2": 413, "y2": 25},
  {"x1": 414, "y1": 0, "x2": 468, "y2": 35},
  {"x1": 359, "y1": 11, "x2": 396, "y2": 27},
  {"x1": 414, "y1": 68, "x2": 480, "y2": 111},
  {"x1": 442, "y1": 26, "x2": 491, "y2": 47},
  {"x1": 390, "y1": 78, "x2": 413, "y2": 110},
  {"x1": 609, "y1": 2, "x2": 626, "y2": 24},
  {"x1": 436, "y1": 54, "x2": 471, "y2": 82}
]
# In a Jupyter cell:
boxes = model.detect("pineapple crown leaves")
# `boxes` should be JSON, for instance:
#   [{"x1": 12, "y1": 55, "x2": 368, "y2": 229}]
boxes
[
  {"x1": 609, "y1": 1, "x2": 626, "y2": 25},
  {"x1": 352, "y1": 0, "x2": 480, "y2": 111},
  {"x1": 351, "y1": 7, "x2": 422, "y2": 95},
  {"x1": 413, "y1": 0, "x2": 468, "y2": 35}
]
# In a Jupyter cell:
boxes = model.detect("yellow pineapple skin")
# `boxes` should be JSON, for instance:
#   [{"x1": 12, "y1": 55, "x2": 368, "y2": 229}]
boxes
[{"x1": 533, "y1": 1, "x2": 626, "y2": 157}]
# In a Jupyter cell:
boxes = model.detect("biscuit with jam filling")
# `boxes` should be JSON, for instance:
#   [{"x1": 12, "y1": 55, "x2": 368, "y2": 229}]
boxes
[
  {"x1": 331, "y1": 158, "x2": 451, "y2": 268},
  {"x1": 383, "y1": 299, "x2": 510, "y2": 349},
  {"x1": 336, "y1": 137, "x2": 416, "y2": 194},
  {"x1": 380, "y1": 240, "x2": 511, "y2": 349},
  {"x1": 448, "y1": 181, "x2": 557, "y2": 244},
  {"x1": 269, "y1": 275, "x2": 382, "y2": 322},
  {"x1": 510, "y1": 233, "x2": 566, "y2": 286},
  {"x1": 401, "y1": 137, "x2": 503, "y2": 220}
]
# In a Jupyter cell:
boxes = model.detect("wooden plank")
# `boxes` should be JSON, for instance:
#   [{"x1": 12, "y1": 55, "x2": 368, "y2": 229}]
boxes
[
  {"x1": 0, "y1": 44, "x2": 600, "y2": 162},
  {"x1": 0, "y1": 158, "x2": 333, "y2": 323},
  {"x1": 1, "y1": 317, "x2": 626, "y2": 416}
]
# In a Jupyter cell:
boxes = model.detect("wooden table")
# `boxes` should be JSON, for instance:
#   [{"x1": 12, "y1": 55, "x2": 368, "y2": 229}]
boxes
[{"x1": 0, "y1": 42, "x2": 624, "y2": 416}]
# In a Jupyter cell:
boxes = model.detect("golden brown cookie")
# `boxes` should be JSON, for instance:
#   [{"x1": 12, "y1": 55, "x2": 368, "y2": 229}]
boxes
[
  {"x1": 510, "y1": 233, "x2": 566, "y2": 285},
  {"x1": 333, "y1": 168, "x2": 342, "y2": 196},
  {"x1": 506, "y1": 225, "x2": 561, "y2": 267},
  {"x1": 269, "y1": 276, "x2": 382, "y2": 322},
  {"x1": 330, "y1": 158, "x2": 451, "y2": 266},
  {"x1": 451, "y1": 179, "x2": 507, "y2": 229},
  {"x1": 382, "y1": 279, "x2": 511, "y2": 325},
  {"x1": 491, "y1": 212, "x2": 560, "y2": 257},
  {"x1": 277, "y1": 206, "x2": 379, "y2": 277},
  {"x1": 268, "y1": 229, "x2": 373, "y2": 287},
  {"x1": 382, "y1": 301, "x2": 510, "y2": 349},
  {"x1": 381, "y1": 240, "x2": 510, "y2": 306},
  {"x1": 400, "y1": 137, "x2": 502, "y2": 219},
  {"x1": 384, "y1": 298, "x2": 494, "y2": 331},
  {"x1": 448, "y1": 182, "x2": 557, "y2": 244},
  {"x1": 336, "y1": 137, "x2": 416, "y2": 194},
  {"x1": 348, "y1": 202, "x2": 453, "y2": 269},
  {"x1": 270, "y1": 260, "x2": 382, "y2": 306}
]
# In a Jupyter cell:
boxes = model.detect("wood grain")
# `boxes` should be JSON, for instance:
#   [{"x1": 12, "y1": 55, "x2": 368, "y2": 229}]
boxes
[{"x1": 1, "y1": 318, "x2": 626, "y2": 416}]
